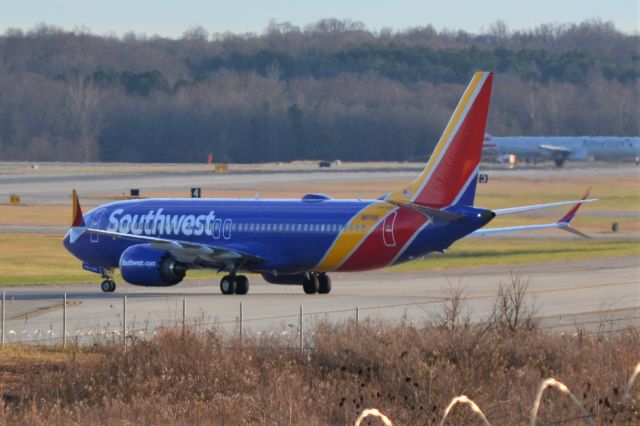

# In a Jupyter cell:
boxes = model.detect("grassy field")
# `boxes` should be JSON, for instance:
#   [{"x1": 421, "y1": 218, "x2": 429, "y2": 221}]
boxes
[
  {"x1": 0, "y1": 165, "x2": 637, "y2": 285},
  {"x1": 0, "y1": 233, "x2": 637, "y2": 286},
  {"x1": 392, "y1": 237, "x2": 640, "y2": 271}
]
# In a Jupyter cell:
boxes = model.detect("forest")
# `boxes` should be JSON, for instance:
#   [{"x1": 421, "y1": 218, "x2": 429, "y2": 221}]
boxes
[{"x1": 0, "y1": 19, "x2": 638, "y2": 162}]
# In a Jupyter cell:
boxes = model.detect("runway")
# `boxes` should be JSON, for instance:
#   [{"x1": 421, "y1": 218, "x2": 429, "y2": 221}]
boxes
[
  {"x1": 1, "y1": 255, "x2": 638, "y2": 345},
  {"x1": 1, "y1": 162, "x2": 637, "y2": 205},
  {"x1": 0, "y1": 162, "x2": 637, "y2": 344}
]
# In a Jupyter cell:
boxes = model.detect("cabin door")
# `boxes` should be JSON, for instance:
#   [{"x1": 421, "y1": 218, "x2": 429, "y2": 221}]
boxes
[
  {"x1": 90, "y1": 209, "x2": 104, "y2": 243},
  {"x1": 382, "y1": 211, "x2": 397, "y2": 247}
]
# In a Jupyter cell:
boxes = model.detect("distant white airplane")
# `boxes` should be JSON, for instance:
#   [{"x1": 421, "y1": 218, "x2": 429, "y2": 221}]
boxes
[{"x1": 483, "y1": 134, "x2": 640, "y2": 167}]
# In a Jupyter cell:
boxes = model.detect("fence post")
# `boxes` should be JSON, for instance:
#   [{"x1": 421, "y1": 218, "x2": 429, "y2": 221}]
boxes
[
  {"x1": 239, "y1": 302, "x2": 243, "y2": 339},
  {"x1": 63, "y1": 293, "x2": 67, "y2": 348},
  {"x1": 1, "y1": 291, "x2": 4, "y2": 347},
  {"x1": 299, "y1": 305, "x2": 304, "y2": 355},
  {"x1": 123, "y1": 295, "x2": 127, "y2": 350},
  {"x1": 182, "y1": 298, "x2": 186, "y2": 333},
  {"x1": 356, "y1": 306, "x2": 360, "y2": 325}
]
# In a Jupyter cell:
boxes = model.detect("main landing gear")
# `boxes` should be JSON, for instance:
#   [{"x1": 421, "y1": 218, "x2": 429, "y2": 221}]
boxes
[
  {"x1": 220, "y1": 274, "x2": 249, "y2": 295},
  {"x1": 303, "y1": 273, "x2": 331, "y2": 295},
  {"x1": 100, "y1": 269, "x2": 116, "y2": 293}
]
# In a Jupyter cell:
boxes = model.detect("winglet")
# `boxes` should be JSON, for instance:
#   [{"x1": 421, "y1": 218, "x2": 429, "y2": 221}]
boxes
[
  {"x1": 558, "y1": 188, "x2": 591, "y2": 224},
  {"x1": 556, "y1": 188, "x2": 592, "y2": 239},
  {"x1": 71, "y1": 189, "x2": 86, "y2": 227}
]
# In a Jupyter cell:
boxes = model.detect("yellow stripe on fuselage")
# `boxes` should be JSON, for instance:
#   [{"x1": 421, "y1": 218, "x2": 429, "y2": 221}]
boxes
[
  {"x1": 387, "y1": 72, "x2": 485, "y2": 203},
  {"x1": 315, "y1": 202, "x2": 395, "y2": 272}
]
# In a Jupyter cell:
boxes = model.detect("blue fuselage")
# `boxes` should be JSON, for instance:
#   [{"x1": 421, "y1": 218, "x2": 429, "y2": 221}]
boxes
[{"x1": 64, "y1": 198, "x2": 493, "y2": 275}]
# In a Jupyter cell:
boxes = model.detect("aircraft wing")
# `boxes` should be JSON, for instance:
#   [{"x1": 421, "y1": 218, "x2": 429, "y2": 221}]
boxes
[
  {"x1": 474, "y1": 189, "x2": 593, "y2": 238},
  {"x1": 79, "y1": 228, "x2": 262, "y2": 265},
  {"x1": 493, "y1": 199, "x2": 596, "y2": 216},
  {"x1": 538, "y1": 144, "x2": 572, "y2": 154},
  {"x1": 472, "y1": 222, "x2": 589, "y2": 238}
]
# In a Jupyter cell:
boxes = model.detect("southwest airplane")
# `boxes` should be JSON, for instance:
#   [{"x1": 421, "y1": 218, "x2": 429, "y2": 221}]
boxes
[
  {"x1": 64, "y1": 72, "x2": 595, "y2": 295},
  {"x1": 483, "y1": 133, "x2": 640, "y2": 167}
]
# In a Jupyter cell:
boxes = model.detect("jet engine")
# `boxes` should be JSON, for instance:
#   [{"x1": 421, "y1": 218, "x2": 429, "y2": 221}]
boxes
[{"x1": 119, "y1": 244, "x2": 186, "y2": 286}]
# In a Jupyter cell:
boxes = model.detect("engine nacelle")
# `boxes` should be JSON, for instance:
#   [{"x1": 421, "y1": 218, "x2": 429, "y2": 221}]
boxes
[{"x1": 119, "y1": 244, "x2": 186, "y2": 286}]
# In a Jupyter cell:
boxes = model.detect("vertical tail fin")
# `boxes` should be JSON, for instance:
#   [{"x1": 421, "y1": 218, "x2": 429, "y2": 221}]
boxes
[
  {"x1": 71, "y1": 189, "x2": 85, "y2": 227},
  {"x1": 386, "y1": 72, "x2": 493, "y2": 207}
]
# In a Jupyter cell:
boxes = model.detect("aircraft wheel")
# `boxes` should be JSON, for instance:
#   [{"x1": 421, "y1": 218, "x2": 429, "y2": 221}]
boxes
[
  {"x1": 318, "y1": 273, "x2": 332, "y2": 294},
  {"x1": 220, "y1": 275, "x2": 236, "y2": 295},
  {"x1": 302, "y1": 274, "x2": 318, "y2": 294},
  {"x1": 235, "y1": 275, "x2": 249, "y2": 295},
  {"x1": 101, "y1": 280, "x2": 115, "y2": 293},
  {"x1": 554, "y1": 158, "x2": 565, "y2": 168}
]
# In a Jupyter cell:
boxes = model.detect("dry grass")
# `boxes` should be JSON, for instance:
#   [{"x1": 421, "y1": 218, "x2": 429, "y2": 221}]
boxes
[
  {"x1": 0, "y1": 322, "x2": 638, "y2": 425},
  {"x1": 2, "y1": 165, "x2": 638, "y2": 228}
]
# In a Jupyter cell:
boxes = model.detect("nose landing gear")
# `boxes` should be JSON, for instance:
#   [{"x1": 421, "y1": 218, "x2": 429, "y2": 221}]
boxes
[{"x1": 100, "y1": 268, "x2": 116, "y2": 293}]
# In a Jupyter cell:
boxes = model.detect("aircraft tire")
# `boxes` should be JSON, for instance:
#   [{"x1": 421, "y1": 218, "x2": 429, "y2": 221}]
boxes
[
  {"x1": 101, "y1": 280, "x2": 115, "y2": 293},
  {"x1": 220, "y1": 276, "x2": 236, "y2": 295},
  {"x1": 302, "y1": 274, "x2": 319, "y2": 294},
  {"x1": 318, "y1": 274, "x2": 332, "y2": 294},
  {"x1": 235, "y1": 275, "x2": 249, "y2": 295}
]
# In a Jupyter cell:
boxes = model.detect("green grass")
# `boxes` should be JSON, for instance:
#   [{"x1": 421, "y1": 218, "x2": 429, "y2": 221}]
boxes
[
  {"x1": 1, "y1": 234, "x2": 638, "y2": 286},
  {"x1": 0, "y1": 234, "x2": 222, "y2": 286},
  {"x1": 390, "y1": 238, "x2": 640, "y2": 271}
]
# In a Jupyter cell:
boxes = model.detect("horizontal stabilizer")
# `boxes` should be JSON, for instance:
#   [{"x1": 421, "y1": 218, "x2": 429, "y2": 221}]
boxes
[{"x1": 385, "y1": 200, "x2": 464, "y2": 221}]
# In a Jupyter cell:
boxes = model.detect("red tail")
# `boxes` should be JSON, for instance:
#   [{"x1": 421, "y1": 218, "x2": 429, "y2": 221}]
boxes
[{"x1": 387, "y1": 72, "x2": 493, "y2": 208}]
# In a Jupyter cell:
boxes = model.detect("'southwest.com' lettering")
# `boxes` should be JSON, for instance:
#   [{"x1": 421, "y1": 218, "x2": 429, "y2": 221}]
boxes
[{"x1": 107, "y1": 209, "x2": 218, "y2": 236}]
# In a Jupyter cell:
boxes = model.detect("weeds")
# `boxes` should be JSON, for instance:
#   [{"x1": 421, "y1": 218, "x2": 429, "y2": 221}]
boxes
[
  {"x1": 0, "y1": 322, "x2": 637, "y2": 425},
  {"x1": 0, "y1": 279, "x2": 638, "y2": 425}
]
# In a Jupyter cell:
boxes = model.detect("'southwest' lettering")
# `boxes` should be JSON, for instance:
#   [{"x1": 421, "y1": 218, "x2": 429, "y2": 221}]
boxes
[{"x1": 107, "y1": 209, "x2": 217, "y2": 237}]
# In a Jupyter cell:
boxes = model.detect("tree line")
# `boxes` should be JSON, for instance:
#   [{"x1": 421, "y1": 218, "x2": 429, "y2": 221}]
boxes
[{"x1": 0, "y1": 19, "x2": 637, "y2": 162}]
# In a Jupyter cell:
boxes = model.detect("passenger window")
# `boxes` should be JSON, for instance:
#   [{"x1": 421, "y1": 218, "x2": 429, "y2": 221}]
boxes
[
  {"x1": 213, "y1": 219, "x2": 222, "y2": 239},
  {"x1": 223, "y1": 219, "x2": 231, "y2": 239},
  {"x1": 320, "y1": 224, "x2": 325, "y2": 232}
]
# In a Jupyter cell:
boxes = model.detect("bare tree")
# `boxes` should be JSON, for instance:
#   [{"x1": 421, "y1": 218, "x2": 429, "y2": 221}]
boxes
[
  {"x1": 489, "y1": 273, "x2": 539, "y2": 332},
  {"x1": 65, "y1": 74, "x2": 103, "y2": 161}
]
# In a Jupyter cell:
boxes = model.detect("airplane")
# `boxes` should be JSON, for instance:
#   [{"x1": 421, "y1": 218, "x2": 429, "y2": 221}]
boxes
[
  {"x1": 483, "y1": 133, "x2": 640, "y2": 167},
  {"x1": 64, "y1": 72, "x2": 596, "y2": 295}
]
